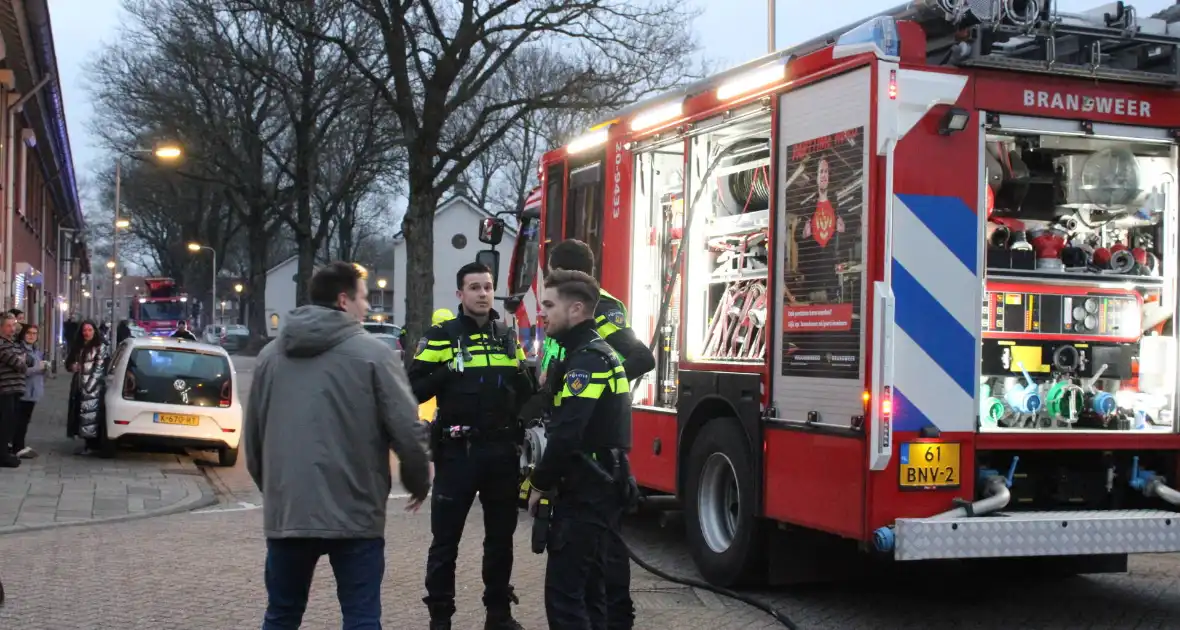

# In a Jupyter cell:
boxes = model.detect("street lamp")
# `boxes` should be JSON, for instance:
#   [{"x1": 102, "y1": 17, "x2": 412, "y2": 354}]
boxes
[
  {"x1": 188, "y1": 242, "x2": 215, "y2": 326},
  {"x1": 376, "y1": 278, "x2": 387, "y2": 315},
  {"x1": 234, "y1": 283, "x2": 244, "y2": 326},
  {"x1": 111, "y1": 142, "x2": 183, "y2": 325}
]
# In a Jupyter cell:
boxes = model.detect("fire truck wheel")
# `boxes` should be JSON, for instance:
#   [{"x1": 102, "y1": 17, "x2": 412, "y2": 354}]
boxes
[{"x1": 684, "y1": 418, "x2": 766, "y2": 587}]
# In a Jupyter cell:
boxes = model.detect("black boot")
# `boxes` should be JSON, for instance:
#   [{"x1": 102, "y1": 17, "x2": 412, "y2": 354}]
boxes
[
  {"x1": 484, "y1": 610, "x2": 524, "y2": 630},
  {"x1": 428, "y1": 603, "x2": 453, "y2": 630}
]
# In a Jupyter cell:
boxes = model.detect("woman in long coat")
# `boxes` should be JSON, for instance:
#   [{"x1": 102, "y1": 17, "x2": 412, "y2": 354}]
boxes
[{"x1": 65, "y1": 320, "x2": 109, "y2": 455}]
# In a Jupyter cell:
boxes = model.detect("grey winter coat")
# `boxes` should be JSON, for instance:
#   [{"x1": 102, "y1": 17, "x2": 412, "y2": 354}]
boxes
[{"x1": 245, "y1": 305, "x2": 431, "y2": 539}]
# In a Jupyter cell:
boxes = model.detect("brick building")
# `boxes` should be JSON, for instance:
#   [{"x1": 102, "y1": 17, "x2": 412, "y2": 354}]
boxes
[{"x1": 0, "y1": 0, "x2": 87, "y2": 356}]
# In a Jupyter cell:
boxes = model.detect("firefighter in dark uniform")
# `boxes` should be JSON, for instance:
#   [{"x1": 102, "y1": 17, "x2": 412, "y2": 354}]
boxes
[
  {"x1": 408, "y1": 262, "x2": 533, "y2": 630},
  {"x1": 536, "y1": 239, "x2": 651, "y2": 630},
  {"x1": 528, "y1": 269, "x2": 633, "y2": 630}
]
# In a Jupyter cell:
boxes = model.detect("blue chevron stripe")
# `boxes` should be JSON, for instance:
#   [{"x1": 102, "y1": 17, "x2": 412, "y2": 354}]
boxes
[
  {"x1": 892, "y1": 387, "x2": 935, "y2": 432},
  {"x1": 895, "y1": 194, "x2": 978, "y2": 274},
  {"x1": 891, "y1": 260, "x2": 975, "y2": 395}
]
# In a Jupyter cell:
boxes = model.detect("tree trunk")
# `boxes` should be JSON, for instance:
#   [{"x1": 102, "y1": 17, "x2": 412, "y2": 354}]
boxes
[
  {"x1": 401, "y1": 185, "x2": 439, "y2": 346},
  {"x1": 246, "y1": 217, "x2": 270, "y2": 342},
  {"x1": 338, "y1": 199, "x2": 356, "y2": 262},
  {"x1": 293, "y1": 8, "x2": 318, "y2": 307}
]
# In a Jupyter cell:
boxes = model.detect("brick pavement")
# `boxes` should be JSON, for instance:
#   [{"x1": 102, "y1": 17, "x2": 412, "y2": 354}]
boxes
[
  {"x1": 0, "y1": 371, "x2": 216, "y2": 534},
  {"x1": 2, "y1": 499, "x2": 1180, "y2": 629},
  {"x1": 0, "y1": 504, "x2": 782, "y2": 630}
]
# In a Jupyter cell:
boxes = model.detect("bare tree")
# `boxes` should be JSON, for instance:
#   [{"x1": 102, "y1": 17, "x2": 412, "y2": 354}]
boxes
[
  {"x1": 458, "y1": 107, "x2": 596, "y2": 219},
  {"x1": 234, "y1": 0, "x2": 703, "y2": 342},
  {"x1": 87, "y1": 0, "x2": 295, "y2": 337},
  {"x1": 219, "y1": 0, "x2": 398, "y2": 304}
]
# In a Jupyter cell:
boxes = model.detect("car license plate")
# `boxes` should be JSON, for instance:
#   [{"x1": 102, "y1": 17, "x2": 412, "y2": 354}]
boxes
[
  {"x1": 899, "y1": 442, "x2": 960, "y2": 489},
  {"x1": 155, "y1": 413, "x2": 200, "y2": 427}
]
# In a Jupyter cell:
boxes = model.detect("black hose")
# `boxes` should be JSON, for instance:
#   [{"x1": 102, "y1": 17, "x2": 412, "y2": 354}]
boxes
[{"x1": 620, "y1": 536, "x2": 799, "y2": 628}]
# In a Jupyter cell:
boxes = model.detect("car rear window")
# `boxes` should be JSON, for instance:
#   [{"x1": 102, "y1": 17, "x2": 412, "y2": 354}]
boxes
[{"x1": 123, "y1": 348, "x2": 233, "y2": 408}]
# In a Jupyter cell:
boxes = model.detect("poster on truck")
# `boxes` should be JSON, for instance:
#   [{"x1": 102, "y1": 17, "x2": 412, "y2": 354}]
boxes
[{"x1": 780, "y1": 126, "x2": 865, "y2": 378}]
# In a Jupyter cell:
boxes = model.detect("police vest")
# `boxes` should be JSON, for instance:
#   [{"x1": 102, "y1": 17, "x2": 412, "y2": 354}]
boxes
[
  {"x1": 553, "y1": 337, "x2": 633, "y2": 453},
  {"x1": 417, "y1": 318, "x2": 526, "y2": 430}
]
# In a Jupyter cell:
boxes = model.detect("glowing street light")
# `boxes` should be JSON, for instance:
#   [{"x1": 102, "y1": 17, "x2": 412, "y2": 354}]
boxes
[
  {"x1": 154, "y1": 144, "x2": 183, "y2": 160},
  {"x1": 106, "y1": 260, "x2": 116, "y2": 270},
  {"x1": 377, "y1": 278, "x2": 387, "y2": 289},
  {"x1": 234, "y1": 283, "x2": 244, "y2": 293},
  {"x1": 188, "y1": 242, "x2": 216, "y2": 325},
  {"x1": 115, "y1": 218, "x2": 130, "y2": 229}
]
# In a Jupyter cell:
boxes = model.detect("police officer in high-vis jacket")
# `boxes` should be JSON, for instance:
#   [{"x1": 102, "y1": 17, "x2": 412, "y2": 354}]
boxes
[
  {"x1": 537, "y1": 239, "x2": 651, "y2": 630},
  {"x1": 409, "y1": 262, "x2": 534, "y2": 630},
  {"x1": 539, "y1": 239, "x2": 655, "y2": 384},
  {"x1": 528, "y1": 269, "x2": 632, "y2": 630}
]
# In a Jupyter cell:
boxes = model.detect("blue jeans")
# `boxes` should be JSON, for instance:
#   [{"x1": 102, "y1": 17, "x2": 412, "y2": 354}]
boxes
[{"x1": 262, "y1": 537, "x2": 385, "y2": 630}]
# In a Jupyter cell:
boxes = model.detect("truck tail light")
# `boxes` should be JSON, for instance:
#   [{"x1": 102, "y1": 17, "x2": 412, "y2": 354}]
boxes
[
  {"x1": 888, "y1": 69, "x2": 898, "y2": 100},
  {"x1": 219, "y1": 380, "x2": 232, "y2": 408},
  {"x1": 881, "y1": 385, "x2": 893, "y2": 418}
]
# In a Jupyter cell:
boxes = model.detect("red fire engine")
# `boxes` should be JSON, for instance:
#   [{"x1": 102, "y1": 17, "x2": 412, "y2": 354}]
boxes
[
  {"x1": 130, "y1": 277, "x2": 191, "y2": 336},
  {"x1": 480, "y1": 1, "x2": 1180, "y2": 586}
]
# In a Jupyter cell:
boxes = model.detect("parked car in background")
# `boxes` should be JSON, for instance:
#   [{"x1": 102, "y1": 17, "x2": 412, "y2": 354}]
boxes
[
  {"x1": 362, "y1": 322, "x2": 402, "y2": 337},
  {"x1": 201, "y1": 325, "x2": 225, "y2": 345},
  {"x1": 102, "y1": 337, "x2": 241, "y2": 466},
  {"x1": 221, "y1": 325, "x2": 250, "y2": 351},
  {"x1": 370, "y1": 333, "x2": 403, "y2": 361},
  {"x1": 201, "y1": 324, "x2": 250, "y2": 351}
]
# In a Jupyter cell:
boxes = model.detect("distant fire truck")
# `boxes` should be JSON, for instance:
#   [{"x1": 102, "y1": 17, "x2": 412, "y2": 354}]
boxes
[
  {"x1": 130, "y1": 277, "x2": 191, "y2": 336},
  {"x1": 478, "y1": 0, "x2": 1180, "y2": 586}
]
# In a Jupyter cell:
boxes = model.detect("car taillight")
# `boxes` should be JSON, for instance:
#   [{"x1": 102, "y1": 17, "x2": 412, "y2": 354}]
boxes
[
  {"x1": 219, "y1": 380, "x2": 232, "y2": 408},
  {"x1": 123, "y1": 372, "x2": 136, "y2": 400}
]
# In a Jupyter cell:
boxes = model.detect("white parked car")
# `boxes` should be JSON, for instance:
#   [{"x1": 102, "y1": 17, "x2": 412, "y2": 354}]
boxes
[
  {"x1": 370, "y1": 333, "x2": 404, "y2": 361},
  {"x1": 102, "y1": 337, "x2": 242, "y2": 466}
]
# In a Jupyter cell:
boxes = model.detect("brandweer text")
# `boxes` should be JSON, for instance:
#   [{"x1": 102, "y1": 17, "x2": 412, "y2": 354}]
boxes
[{"x1": 1023, "y1": 89, "x2": 1151, "y2": 118}]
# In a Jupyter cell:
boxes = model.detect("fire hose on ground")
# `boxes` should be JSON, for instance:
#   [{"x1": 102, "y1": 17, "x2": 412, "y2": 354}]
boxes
[{"x1": 522, "y1": 395, "x2": 798, "y2": 626}]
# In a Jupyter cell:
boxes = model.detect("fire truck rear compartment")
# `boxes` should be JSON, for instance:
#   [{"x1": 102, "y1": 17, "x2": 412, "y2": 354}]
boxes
[
  {"x1": 979, "y1": 130, "x2": 1176, "y2": 436},
  {"x1": 878, "y1": 124, "x2": 1180, "y2": 562}
]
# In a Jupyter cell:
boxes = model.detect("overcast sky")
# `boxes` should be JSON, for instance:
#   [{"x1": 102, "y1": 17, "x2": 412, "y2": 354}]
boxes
[{"x1": 47, "y1": 0, "x2": 1176, "y2": 212}]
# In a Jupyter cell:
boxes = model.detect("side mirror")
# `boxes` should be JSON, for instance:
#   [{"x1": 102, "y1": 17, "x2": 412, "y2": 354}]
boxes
[
  {"x1": 478, "y1": 217, "x2": 506, "y2": 246},
  {"x1": 476, "y1": 249, "x2": 501, "y2": 281}
]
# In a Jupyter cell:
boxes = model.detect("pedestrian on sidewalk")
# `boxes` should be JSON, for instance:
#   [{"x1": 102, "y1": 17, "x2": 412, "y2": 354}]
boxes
[
  {"x1": 245, "y1": 260, "x2": 432, "y2": 630},
  {"x1": 0, "y1": 313, "x2": 31, "y2": 468},
  {"x1": 64, "y1": 320, "x2": 109, "y2": 456},
  {"x1": 115, "y1": 320, "x2": 132, "y2": 346},
  {"x1": 11, "y1": 323, "x2": 47, "y2": 459}
]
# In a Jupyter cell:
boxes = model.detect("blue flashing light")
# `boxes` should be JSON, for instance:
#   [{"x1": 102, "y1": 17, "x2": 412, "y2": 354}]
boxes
[{"x1": 835, "y1": 16, "x2": 901, "y2": 59}]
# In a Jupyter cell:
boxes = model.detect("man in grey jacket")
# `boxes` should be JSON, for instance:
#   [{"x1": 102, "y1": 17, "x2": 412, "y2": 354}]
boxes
[{"x1": 245, "y1": 261, "x2": 431, "y2": 630}]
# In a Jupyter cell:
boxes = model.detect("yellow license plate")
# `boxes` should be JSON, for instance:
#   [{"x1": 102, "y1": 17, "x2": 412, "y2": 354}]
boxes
[
  {"x1": 156, "y1": 413, "x2": 200, "y2": 427},
  {"x1": 899, "y1": 442, "x2": 961, "y2": 489}
]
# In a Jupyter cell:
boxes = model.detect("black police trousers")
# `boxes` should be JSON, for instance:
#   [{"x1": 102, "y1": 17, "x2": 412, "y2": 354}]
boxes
[
  {"x1": 423, "y1": 440, "x2": 519, "y2": 618},
  {"x1": 544, "y1": 487, "x2": 624, "y2": 630},
  {"x1": 604, "y1": 511, "x2": 634, "y2": 630}
]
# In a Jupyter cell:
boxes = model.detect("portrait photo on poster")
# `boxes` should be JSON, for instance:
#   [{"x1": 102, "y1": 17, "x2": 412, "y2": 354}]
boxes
[{"x1": 781, "y1": 126, "x2": 865, "y2": 379}]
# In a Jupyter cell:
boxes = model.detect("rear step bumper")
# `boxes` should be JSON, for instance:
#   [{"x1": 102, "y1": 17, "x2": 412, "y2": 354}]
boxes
[{"x1": 894, "y1": 509, "x2": 1180, "y2": 561}]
